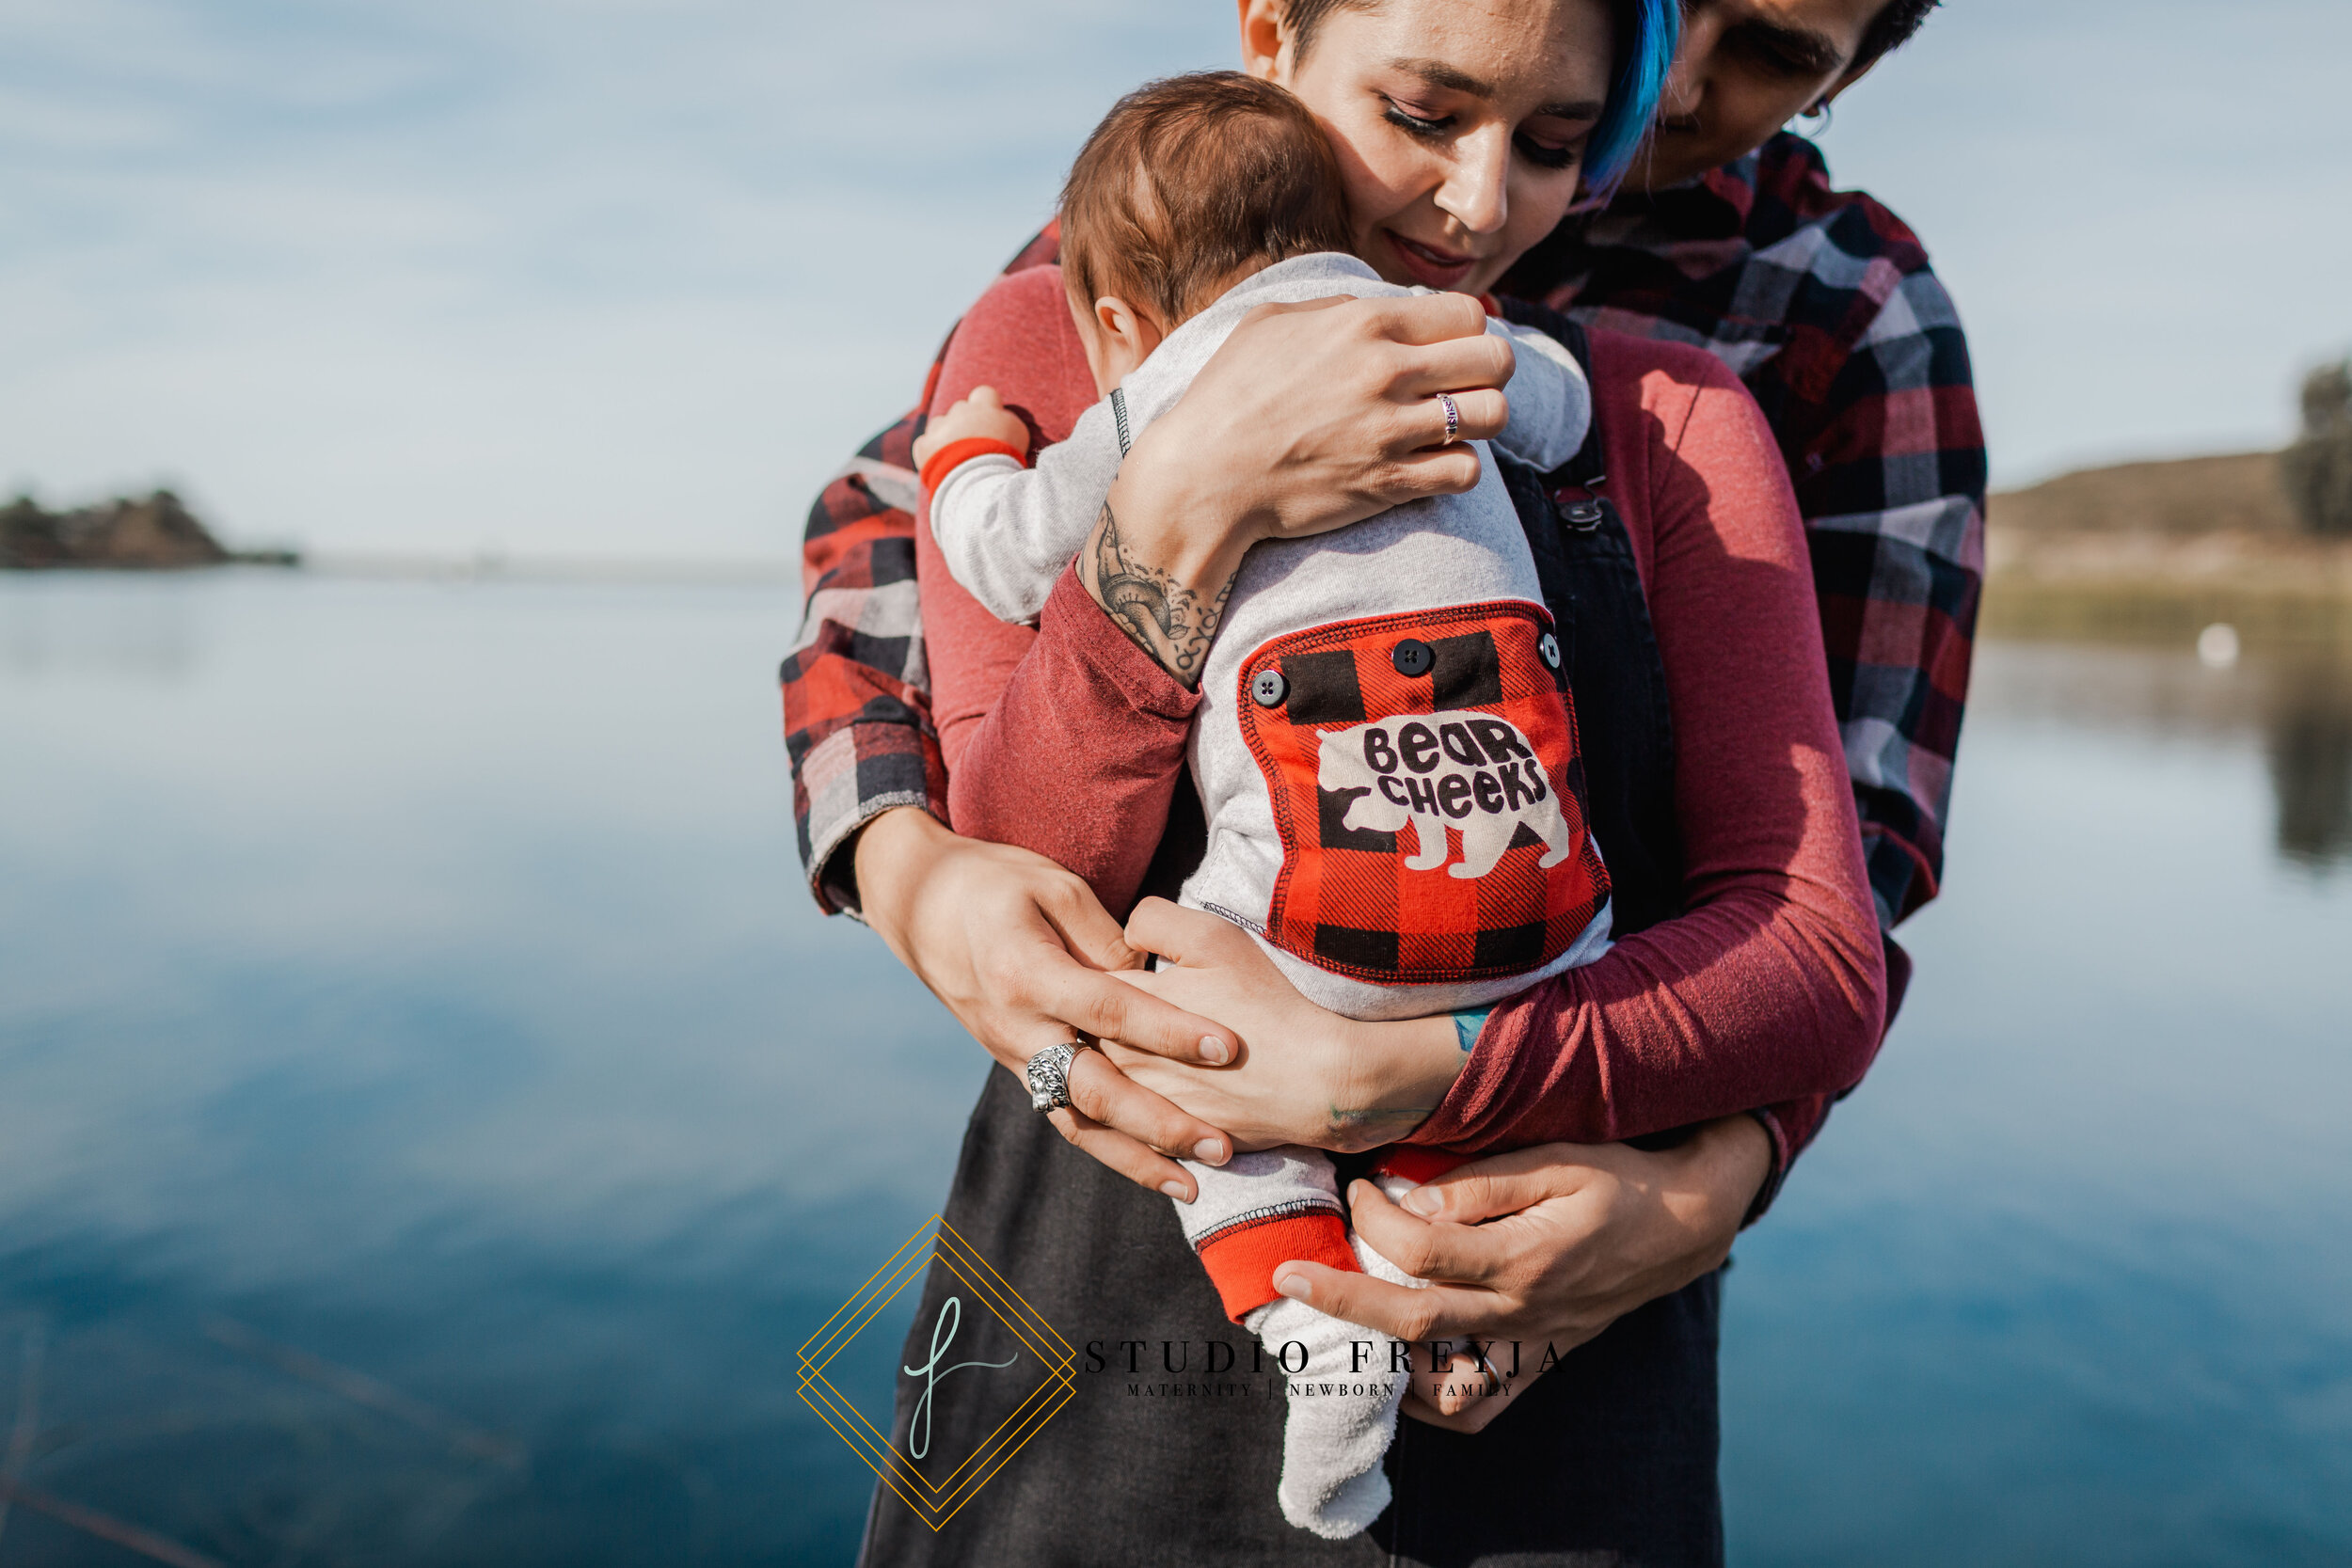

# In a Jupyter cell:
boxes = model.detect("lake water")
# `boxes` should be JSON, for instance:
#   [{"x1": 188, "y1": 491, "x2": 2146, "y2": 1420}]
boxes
[{"x1": 0, "y1": 572, "x2": 2345, "y2": 1566}]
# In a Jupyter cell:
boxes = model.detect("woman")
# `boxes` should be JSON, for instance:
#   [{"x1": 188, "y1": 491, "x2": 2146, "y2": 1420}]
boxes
[{"x1": 843, "y1": 0, "x2": 1883, "y2": 1561}]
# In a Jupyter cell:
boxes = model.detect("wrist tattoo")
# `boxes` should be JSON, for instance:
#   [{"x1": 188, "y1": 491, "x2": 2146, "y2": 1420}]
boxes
[
  {"x1": 1326, "y1": 1104, "x2": 1438, "y2": 1152},
  {"x1": 1084, "y1": 499, "x2": 1234, "y2": 688}
]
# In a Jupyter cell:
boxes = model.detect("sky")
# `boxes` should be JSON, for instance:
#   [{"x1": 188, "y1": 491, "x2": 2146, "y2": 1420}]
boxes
[{"x1": 3, "y1": 0, "x2": 2347, "y2": 562}]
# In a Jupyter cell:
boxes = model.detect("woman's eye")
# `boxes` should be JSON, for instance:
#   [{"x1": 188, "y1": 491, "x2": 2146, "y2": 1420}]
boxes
[
  {"x1": 1514, "y1": 134, "x2": 1581, "y2": 171},
  {"x1": 1381, "y1": 100, "x2": 1453, "y2": 138}
]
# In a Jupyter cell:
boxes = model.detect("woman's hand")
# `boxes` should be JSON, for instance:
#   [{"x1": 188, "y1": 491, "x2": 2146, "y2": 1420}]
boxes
[
  {"x1": 1267, "y1": 1119, "x2": 1773, "y2": 1433},
  {"x1": 1140, "y1": 290, "x2": 1518, "y2": 547},
  {"x1": 1102, "y1": 900, "x2": 1468, "y2": 1152},
  {"x1": 1076, "y1": 293, "x2": 1517, "y2": 686},
  {"x1": 850, "y1": 808, "x2": 1242, "y2": 1200}
]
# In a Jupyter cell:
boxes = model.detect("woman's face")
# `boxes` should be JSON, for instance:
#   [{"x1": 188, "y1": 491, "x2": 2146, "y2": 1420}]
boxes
[{"x1": 1243, "y1": 0, "x2": 1614, "y2": 296}]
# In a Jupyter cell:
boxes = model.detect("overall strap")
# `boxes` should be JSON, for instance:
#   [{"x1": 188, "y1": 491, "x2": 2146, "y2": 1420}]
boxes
[{"x1": 1492, "y1": 298, "x2": 1686, "y2": 938}]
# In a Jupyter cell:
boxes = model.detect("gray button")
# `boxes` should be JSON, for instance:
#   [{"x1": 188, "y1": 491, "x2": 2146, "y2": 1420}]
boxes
[
  {"x1": 1539, "y1": 632, "x2": 1562, "y2": 670},
  {"x1": 1250, "y1": 668, "x2": 1288, "y2": 707},
  {"x1": 1392, "y1": 639, "x2": 1434, "y2": 677}
]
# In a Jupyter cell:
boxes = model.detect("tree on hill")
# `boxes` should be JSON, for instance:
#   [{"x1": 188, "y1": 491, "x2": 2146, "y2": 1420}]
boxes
[
  {"x1": 0, "y1": 489, "x2": 259, "y2": 570},
  {"x1": 2283, "y1": 357, "x2": 2352, "y2": 537}
]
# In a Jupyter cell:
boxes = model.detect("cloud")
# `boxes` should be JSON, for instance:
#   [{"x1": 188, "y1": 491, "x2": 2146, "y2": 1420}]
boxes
[{"x1": 1, "y1": 0, "x2": 2345, "y2": 556}]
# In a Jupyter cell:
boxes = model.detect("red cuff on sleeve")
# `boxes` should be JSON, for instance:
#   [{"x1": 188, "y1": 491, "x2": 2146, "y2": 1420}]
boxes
[
  {"x1": 1195, "y1": 1210, "x2": 1359, "y2": 1323},
  {"x1": 919, "y1": 436, "x2": 1027, "y2": 494},
  {"x1": 1373, "y1": 1147, "x2": 1474, "y2": 1187}
]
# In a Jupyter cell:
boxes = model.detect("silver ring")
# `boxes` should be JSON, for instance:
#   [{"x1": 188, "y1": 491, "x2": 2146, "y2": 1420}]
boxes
[
  {"x1": 1437, "y1": 392, "x2": 1460, "y2": 444},
  {"x1": 1025, "y1": 1038, "x2": 1091, "y2": 1113}
]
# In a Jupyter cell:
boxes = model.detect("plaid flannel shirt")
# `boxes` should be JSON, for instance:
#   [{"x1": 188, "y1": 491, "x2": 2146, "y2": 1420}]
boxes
[{"x1": 1504, "y1": 133, "x2": 1986, "y2": 929}]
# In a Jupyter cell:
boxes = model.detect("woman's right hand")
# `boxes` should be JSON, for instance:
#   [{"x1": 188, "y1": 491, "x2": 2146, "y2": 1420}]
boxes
[
  {"x1": 850, "y1": 806, "x2": 1240, "y2": 1201},
  {"x1": 1148, "y1": 290, "x2": 1517, "y2": 546},
  {"x1": 1079, "y1": 291, "x2": 1517, "y2": 685}
]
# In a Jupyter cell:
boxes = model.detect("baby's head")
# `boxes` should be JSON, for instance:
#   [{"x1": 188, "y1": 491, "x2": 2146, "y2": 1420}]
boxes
[{"x1": 1059, "y1": 71, "x2": 1354, "y2": 394}]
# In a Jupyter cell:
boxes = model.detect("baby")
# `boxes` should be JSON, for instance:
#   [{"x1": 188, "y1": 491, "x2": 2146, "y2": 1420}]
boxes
[{"x1": 913, "y1": 72, "x2": 1612, "y2": 1539}]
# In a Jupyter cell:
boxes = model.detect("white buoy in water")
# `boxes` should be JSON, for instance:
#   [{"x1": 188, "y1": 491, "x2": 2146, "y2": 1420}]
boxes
[{"x1": 2197, "y1": 623, "x2": 2241, "y2": 669}]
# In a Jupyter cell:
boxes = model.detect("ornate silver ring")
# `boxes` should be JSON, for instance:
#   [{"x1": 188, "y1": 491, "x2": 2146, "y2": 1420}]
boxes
[
  {"x1": 1437, "y1": 392, "x2": 1461, "y2": 445},
  {"x1": 1025, "y1": 1038, "x2": 1091, "y2": 1113}
]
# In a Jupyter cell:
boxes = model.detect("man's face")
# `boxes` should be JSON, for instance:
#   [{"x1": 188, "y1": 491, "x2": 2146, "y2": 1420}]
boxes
[{"x1": 1631, "y1": 0, "x2": 1888, "y2": 191}]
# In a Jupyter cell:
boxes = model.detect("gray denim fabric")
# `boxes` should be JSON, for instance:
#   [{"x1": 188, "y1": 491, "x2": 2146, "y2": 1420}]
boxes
[{"x1": 854, "y1": 1068, "x2": 1724, "y2": 1567}]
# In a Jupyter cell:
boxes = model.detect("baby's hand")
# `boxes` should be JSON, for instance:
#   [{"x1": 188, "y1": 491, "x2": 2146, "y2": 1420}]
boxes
[{"x1": 912, "y1": 386, "x2": 1029, "y2": 472}]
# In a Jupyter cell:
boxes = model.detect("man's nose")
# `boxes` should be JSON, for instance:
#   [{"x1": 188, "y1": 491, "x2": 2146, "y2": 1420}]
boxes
[{"x1": 1659, "y1": 9, "x2": 1718, "y2": 121}]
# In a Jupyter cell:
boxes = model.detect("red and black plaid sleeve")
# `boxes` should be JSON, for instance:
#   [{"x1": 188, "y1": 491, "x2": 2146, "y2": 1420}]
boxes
[{"x1": 779, "y1": 228, "x2": 1059, "y2": 913}]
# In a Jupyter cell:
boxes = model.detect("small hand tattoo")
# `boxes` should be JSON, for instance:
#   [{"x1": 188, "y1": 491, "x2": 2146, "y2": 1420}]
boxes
[
  {"x1": 1326, "y1": 1105, "x2": 1438, "y2": 1152},
  {"x1": 1084, "y1": 500, "x2": 1234, "y2": 689}
]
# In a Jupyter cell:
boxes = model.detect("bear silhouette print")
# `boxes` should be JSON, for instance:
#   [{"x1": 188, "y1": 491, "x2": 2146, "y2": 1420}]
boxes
[{"x1": 1316, "y1": 715, "x2": 1576, "y2": 879}]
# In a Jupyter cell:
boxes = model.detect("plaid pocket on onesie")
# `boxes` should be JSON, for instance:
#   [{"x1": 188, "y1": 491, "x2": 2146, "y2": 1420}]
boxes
[{"x1": 1234, "y1": 601, "x2": 1610, "y2": 985}]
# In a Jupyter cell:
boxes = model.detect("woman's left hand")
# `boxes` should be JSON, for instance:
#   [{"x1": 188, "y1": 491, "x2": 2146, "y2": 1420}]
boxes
[
  {"x1": 1102, "y1": 899, "x2": 1466, "y2": 1153},
  {"x1": 1277, "y1": 1120, "x2": 1772, "y2": 1433}
]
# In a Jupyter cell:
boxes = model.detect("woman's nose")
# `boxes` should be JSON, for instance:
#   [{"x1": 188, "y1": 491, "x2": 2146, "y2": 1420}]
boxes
[{"x1": 1437, "y1": 124, "x2": 1511, "y2": 236}]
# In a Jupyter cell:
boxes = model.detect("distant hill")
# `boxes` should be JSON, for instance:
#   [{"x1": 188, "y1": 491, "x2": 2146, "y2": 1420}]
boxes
[
  {"x1": 0, "y1": 490, "x2": 295, "y2": 571},
  {"x1": 1984, "y1": 451, "x2": 2352, "y2": 643},
  {"x1": 1989, "y1": 451, "x2": 2296, "y2": 536}
]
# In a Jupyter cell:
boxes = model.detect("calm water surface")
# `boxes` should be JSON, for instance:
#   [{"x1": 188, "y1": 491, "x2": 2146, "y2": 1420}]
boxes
[{"x1": 0, "y1": 574, "x2": 2345, "y2": 1565}]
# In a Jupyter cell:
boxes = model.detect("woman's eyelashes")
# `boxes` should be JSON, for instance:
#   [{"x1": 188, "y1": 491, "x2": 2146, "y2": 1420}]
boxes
[
  {"x1": 1514, "y1": 133, "x2": 1581, "y2": 171},
  {"x1": 1380, "y1": 99, "x2": 1582, "y2": 172},
  {"x1": 1380, "y1": 99, "x2": 1452, "y2": 139}
]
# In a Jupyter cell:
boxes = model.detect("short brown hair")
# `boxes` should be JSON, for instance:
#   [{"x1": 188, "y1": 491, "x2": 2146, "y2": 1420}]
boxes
[{"x1": 1059, "y1": 71, "x2": 1355, "y2": 327}]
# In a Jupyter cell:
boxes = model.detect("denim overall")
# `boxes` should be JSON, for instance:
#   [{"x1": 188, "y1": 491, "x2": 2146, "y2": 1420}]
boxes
[{"x1": 857, "y1": 315, "x2": 1724, "y2": 1568}]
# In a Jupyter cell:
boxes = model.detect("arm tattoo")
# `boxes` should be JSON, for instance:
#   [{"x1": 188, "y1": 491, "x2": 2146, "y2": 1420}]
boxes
[{"x1": 1084, "y1": 499, "x2": 1234, "y2": 688}]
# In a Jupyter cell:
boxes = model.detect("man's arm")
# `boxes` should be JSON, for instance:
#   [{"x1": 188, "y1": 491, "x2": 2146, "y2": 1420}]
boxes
[
  {"x1": 1715, "y1": 265, "x2": 1983, "y2": 1191},
  {"x1": 780, "y1": 408, "x2": 947, "y2": 916},
  {"x1": 1787, "y1": 265, "x2": 1987, "y2": 933},
  {"x1": 780, "y1": 230, "x2": 1065, "y2": 916}
]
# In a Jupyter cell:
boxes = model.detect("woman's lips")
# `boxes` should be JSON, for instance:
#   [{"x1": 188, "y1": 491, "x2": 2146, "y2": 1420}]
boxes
[{"x1": 1382, "y1": 230, "x2": 1479, "y2": 291}]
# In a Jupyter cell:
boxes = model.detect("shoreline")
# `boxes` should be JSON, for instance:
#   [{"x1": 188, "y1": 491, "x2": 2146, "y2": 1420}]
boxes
[
  {"x1": 0, "y1": 553, "x2": 802, "y2": 588},
  {"x1": 1983, "y1": 526, "x2": 2352, "y2": 646}
]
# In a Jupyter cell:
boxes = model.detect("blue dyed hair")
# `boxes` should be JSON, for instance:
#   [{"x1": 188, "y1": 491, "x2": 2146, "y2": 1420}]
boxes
[
  {"x1": 1285, "y1": 0, "x2": 1680, "y2": 198},
  {"x1": 1580, "y1": 0, "x2": 1679, "y2": 196}
]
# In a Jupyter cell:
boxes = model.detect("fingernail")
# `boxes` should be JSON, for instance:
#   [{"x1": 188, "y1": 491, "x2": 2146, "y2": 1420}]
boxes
[
  {"x1": 1402, "y1": 1188, "x2": 1442, "y2": 1217},
  {"x1": 1162, "y1": 1180, "x2": 1193, "y2": 1203},
  {"x1": 1273, "y1": 1270, "x2": 1311, "y2": 1303},
  {"x1": 1200, "y1": 1036, "x2": 1231, "y2": 1065},
  {"x1": 1193, "y1": 1138, "x2": 1227, "y2": 1165}
]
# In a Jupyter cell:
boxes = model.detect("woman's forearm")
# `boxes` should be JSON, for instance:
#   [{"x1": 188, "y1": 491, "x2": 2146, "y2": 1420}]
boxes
[{"x1": 1073, "y1": 474, "x2": 1251, "y2": 689}]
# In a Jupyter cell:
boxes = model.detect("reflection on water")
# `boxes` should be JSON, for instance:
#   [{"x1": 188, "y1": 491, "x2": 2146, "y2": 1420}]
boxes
[
  {"x1": 0, "y1": 577, "x2": 2346, "y2": 1567},
  {"x1": 0, "y1": 580, "x2": 200, "y2": 682},
  {"x1": 2269, "y1": 657, "x2": 2352, "y2": 865}
]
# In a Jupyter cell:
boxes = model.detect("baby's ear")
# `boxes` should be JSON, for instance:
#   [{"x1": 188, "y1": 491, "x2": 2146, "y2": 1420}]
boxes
[
  {"x1": 1094, "y1": 295, "x2": 1141, "y2": 343},
  {"x1": 1095, "y1": 296, "x2": 1168, "y2": 362}
]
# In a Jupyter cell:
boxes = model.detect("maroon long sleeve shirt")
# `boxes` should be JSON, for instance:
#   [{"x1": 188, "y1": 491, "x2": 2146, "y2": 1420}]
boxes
[{"x1": 917, "y1": 264, "x2": 1885, "y2": 1182}]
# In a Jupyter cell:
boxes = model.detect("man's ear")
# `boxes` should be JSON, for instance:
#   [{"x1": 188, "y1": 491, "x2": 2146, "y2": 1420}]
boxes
[{"x1": 1237, "y1": 0, "x2": 1290, "y2": 81}]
